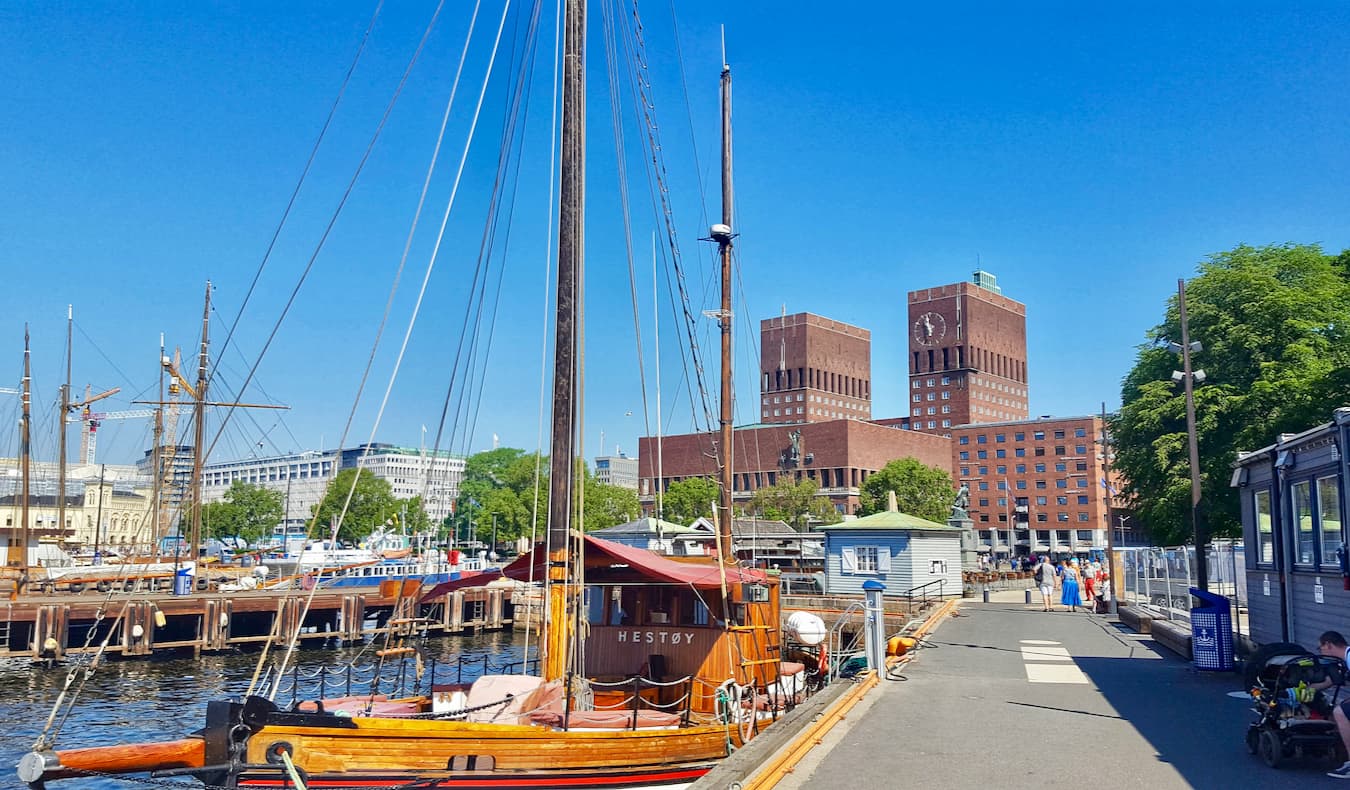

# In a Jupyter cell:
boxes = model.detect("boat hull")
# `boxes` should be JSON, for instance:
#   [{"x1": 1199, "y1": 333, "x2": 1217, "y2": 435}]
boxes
[{"x1": 237, "y1": 763, "x2": 711, "y2": 789}]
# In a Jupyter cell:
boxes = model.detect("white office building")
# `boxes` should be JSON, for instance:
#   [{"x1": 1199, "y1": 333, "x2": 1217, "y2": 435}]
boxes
[{"x1": 594, "y1": 454, "x2": 639, "y2": 491}]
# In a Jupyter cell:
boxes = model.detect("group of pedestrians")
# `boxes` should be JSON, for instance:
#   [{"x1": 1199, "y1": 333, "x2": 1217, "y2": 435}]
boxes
[{"x1": 1033, "y1": 555, "x2": 1107, "y2": 613}]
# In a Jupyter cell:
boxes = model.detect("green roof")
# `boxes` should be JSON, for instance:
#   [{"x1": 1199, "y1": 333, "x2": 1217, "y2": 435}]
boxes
[{"x1": 819, "y1": 510, "x2": 961, "y2": 532}]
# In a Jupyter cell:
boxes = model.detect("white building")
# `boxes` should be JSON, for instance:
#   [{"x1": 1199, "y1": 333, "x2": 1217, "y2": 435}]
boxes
[
  {"x1": 202, "y1": 444, "x2": 465, "y2": 533},
  {"x1": 202, "y1": 449, "x2": 339, "y2": 532},
  {"x1": 345, "y1": 444, "x2": 464, "y2": 524},
  {"x1": 594, "y1": 454, "x2": 639, "y2": 490}
]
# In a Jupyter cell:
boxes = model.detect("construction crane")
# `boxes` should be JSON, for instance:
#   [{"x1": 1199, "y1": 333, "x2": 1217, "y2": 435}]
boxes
[
  {"x1": 66, "y1": 385, "x2": 120, "y2": 465},
  {"x1": 71, "y1": 407, "x2": 157, "y2": 465}
]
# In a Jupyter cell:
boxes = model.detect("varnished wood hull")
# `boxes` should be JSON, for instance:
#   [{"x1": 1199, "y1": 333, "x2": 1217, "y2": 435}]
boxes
[
  {"x1": 243, "y1": 716, "x2": 742, "y2": 778},
  {"x1": 238, "y1": 763, "x2": 712, "y2": 789}
]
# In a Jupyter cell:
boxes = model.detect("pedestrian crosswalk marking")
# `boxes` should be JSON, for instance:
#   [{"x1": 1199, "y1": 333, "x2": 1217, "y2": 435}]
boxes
[
  {"x1": 1019, "y1": 640, "x2": 1088, "y2": 684},
  {"x1": 1020, "y1": 646, "x2": 1073, "y2": 661}
]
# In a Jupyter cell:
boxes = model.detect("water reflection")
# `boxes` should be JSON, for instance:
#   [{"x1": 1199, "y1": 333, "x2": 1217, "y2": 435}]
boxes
[{"x1": 0, "y1": 632, "x2": 529, "y2": 789}]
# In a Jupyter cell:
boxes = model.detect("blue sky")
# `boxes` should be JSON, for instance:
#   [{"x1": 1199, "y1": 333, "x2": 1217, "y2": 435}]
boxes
[{"x1": 1, "y1": 2, "x2": 1348, "y2": 468}]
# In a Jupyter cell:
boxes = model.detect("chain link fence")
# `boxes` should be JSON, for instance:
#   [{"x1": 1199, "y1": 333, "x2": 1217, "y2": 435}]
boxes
[{"x1": 1117, "y1": 541, "x2": 1246, "y2": 636}]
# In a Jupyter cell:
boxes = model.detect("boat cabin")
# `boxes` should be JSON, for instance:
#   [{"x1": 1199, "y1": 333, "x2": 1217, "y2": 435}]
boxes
[{"x1": 428, "y1": 535, "x2": 786, "y2": 715}]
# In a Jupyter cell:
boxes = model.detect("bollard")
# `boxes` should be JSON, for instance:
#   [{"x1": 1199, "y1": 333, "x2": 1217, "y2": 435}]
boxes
[
  {"x1": 982, "y1": 585, "x2": 990, "y2": 604},
  {"x1": 1025, "y1": 588, "x2": 1032, "y2": 604},
  {"x1": 862, "y1": 579, "x2": 887, "y2": 672}
]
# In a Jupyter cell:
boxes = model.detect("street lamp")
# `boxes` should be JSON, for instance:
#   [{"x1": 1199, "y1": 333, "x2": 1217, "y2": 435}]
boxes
[{"x1": 1169, "y1": 278, "x2": 1208, "y2": 590}]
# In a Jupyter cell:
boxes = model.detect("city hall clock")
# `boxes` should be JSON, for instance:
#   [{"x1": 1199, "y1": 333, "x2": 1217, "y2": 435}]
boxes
[{"x1": 913, "y1": 311, "x2": 946, "y2": 345}]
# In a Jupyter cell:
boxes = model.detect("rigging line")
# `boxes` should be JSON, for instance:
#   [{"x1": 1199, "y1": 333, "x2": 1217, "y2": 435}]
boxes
[
  {"x1": 664, "y1": 0, "x2": 713, "y2": 243},
  {"x1": 205, "y1": 0, "x2": 446, "y2": 465},
  {"x1": 270, "y1": 0, "x2": 513, "y2": 697},
  {"x1": 209, "y1": 1, "x2": 386, "y2": 391},
  {"x1": 345, "y1": 0, "x2": 486, "y2": 496},
  {"x1": 600, "y1": 0, "x2": 653, "y2": 443},
  {"x1": 211, "y1": 304, "x2": 304, "y2": 453},
  {"x1": 528, "y1": 0, "x2": 563, "y2": 667},
  {"x1": 412, "y1": 0, "x2": 520, "y2": 464},
  {"x1": 617, "y1": 2, "x2": 714, "y2": 434},
  {"x1": 458, "y1": 0, "x2": 547, "y2": 459},
  {"x1": 70, "y1": 321, "x2": 137, "y2": 391}
]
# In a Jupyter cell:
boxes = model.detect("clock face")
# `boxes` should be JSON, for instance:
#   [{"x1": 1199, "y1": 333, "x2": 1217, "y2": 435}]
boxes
[{"x1": 913, "y1": 311, "x2": 947, "y2": 346}]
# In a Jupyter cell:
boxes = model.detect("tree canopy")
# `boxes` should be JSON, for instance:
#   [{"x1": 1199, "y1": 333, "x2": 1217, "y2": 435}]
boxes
[
  {"x1": 312, "y1": 468, "x2": 404, "y2": 543},
  {"x1": 658, "y1": 477, "x2": 719, "y2": 524},
  {"x1": 857, "y1": 458, "x2": 956, "y2": 522},
  {"x1": 1113, "y1": 243, "x2": 1350, "y2": 545},
  {"x1": 748, "y1": 476, "x2": 841, "y2": 528},
  {"x1": 202, "y1": 481, "x2": 283, "y2": 546}
]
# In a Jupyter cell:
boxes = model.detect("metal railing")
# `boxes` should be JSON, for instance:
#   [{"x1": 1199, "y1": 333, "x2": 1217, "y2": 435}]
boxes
[
  {"x1": 901, "y1": 578, "x2": 946, "y2": 609},
  {"x1": 1117, "y1": 541, "x2": 1247, "y2": 636},
  {"x1": 271, "y1": 653, "x2": 540, "y2": 705}
]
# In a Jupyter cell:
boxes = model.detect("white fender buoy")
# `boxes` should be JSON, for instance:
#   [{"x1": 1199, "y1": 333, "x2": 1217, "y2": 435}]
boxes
[{"x1": 784, "y1": 611, "x2": 828, "y2": 646}]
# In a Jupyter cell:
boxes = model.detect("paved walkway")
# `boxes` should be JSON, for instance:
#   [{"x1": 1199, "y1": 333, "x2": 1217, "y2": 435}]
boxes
[{"x1": 782, "y1": 597, "x2": 1327, "y2": 789}]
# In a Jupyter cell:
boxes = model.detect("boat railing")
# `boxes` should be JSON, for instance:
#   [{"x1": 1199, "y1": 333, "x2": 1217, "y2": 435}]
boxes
[
  {"x1": 270, "y1": 653, "x2": 540, "y2": 705},
  {"x1": 586, "y1": 674, "x2": 695, "y2": 727}
]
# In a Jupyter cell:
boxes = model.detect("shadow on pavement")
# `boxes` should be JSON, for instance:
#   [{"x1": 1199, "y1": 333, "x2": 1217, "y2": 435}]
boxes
[{"x1": 1076, "y1": 649, "x2": 1330, "y2": 787}]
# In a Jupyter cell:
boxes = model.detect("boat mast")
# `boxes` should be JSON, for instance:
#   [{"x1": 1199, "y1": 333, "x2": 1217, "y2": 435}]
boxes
[
  {"x1": 713, "y1": 60, "x2": 735, "y2": 563},
  {"x1": 57, "y1": 307, "x2": 71, "y2": 550},
  {"x1": 15, "y1": 325, "x2": 32, "y2": 567},
  {"x1": 543, "y1": 0, "x2": 585, "y2": 684},
  {"x1": 150, "y1": 335, "x2": 164, "y2": 553},
  {"x1": 188, "y1": 282, "x2": 210, "y2": 561}
]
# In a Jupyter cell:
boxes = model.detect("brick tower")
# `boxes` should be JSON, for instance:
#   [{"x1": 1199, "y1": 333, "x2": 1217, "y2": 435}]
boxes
[
  {"x1": 906, "y1": 271, "x2": 1027, "y2": 434},
  {"x1": 759, "y1": 312, "x2": 871, "y2": 424}
]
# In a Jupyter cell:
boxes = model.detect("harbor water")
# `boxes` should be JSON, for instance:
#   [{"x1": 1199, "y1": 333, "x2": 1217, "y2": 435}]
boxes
[{"x1": 0, "y1": 630, "x2": 530, "y2": 789}]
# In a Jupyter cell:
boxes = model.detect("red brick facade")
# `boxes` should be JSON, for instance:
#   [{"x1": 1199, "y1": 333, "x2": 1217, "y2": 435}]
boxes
[
  {"x1": 638, "y1": 419, "x2": 952, "y2": 517},
  {"x1": 906, "y1": 277, "x2": 1028, "y2": 434},
  {"x1": 759, "y1": 313, "x2": 871, "y2": 424},
  {"x1": 949, "y1": 416, "x2": 1111, "y2": 555}
]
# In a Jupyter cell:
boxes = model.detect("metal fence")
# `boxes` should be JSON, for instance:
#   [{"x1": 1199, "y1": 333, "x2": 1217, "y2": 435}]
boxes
[{"x1": 1117, "y1": 541, "x2": 1247, "y2": 636}]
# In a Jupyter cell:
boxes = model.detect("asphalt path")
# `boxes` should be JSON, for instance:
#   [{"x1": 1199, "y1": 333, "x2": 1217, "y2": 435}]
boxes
[{"x1": 783, "y1": 600, "x2": 1330, "y2": 789}]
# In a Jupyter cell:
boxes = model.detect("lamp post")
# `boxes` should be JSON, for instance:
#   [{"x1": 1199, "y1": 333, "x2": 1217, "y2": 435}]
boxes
[{"x1": 1170, "y1": 279, "x2": 1208, "y2": 591}]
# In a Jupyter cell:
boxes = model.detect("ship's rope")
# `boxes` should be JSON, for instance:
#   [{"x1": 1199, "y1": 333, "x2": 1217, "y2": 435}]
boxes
[{"x1": 205, "y1": 2, "x2": 385, "y2": 395}]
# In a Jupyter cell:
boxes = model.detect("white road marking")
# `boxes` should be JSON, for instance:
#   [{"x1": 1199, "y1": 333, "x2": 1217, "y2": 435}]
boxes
[
  {"x1": 1025, "y1": 663, "x2": 1089, "y2": 684},
  {"x1": 1019, "y1": 639, "x2": 1089, "y2": 683}
]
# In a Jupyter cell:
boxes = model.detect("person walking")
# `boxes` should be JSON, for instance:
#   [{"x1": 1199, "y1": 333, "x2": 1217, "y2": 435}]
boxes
[
  {"x1": 1061, "y1": 559, "x2": 1085, "y2": 612},
  {"x1": 1034, "y1": 555, "x2": 1057, "y2": 612}
]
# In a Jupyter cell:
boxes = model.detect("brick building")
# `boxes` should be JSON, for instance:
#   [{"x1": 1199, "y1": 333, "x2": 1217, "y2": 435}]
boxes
[
  {"x1": 637, "y1": 420, "x2": 951, "y2": 518},
  {"x1": 906, "y1": 271, "x2": 1028, "y2": 434},
  {"x1": 759, "y1": 313, "x2": 871, "y2": 424},
  {"x1": 949, "y1": 415, "x2": 1112, "y2": 557}
]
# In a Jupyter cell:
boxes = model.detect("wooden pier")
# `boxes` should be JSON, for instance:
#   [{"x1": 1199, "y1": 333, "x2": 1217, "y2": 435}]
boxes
[{"x1": 0, "y1": 583, "x2": 513, "y2": 662}]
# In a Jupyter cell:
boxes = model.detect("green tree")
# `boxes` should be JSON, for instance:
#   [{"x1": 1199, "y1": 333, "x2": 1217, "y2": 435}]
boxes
[
  {"x1": 454, "y1": 448, "x2": 548, "y2": 544},
  {"x1": 202, "y1": 481, "x2": 283, "y2": 546},
  {"x1": 583, "y1": 475, "x2": 640, "y2": 530},
  {"x1": 748, "y1": 477, "x2": 841, "y2": 528},
  {"x1": 857, "y1": 458, "x2": 956, "y2": 522},
  {"x1": 312, "y1": 468, "x2": 401, "y2": 543},
  {"x1": 659, "y1": 477, "x2": 719, "y2": 524},
  {"x1": 1113, "y1": 243, "x2": 1350, "y2": 545}
]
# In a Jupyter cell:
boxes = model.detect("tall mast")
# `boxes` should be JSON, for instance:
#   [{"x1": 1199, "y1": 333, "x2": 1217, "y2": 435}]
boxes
[
  {"x1": 712, "y1": 61, "x2": 735, "y2": 562},
  {"x1": 58, "y1": 306, "x2": 71, "y2": 547},
  {"x1": 543, "y1": 0, "x2": 585, "y2": 684},
  {"x1": 16, "y1": 325, "x2": 33, "y2": 567},
  {"x1": 151, "y1": 334, "x2": 165, "y2": 553},
  {"x1": 188, "y1": 282, "x2": 210, "y2": 560}
]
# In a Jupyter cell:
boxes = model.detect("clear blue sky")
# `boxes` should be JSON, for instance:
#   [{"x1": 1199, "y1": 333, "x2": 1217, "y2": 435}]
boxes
[{"x1": 1, "y1": 2, "x2": 1347, "y2": 468}]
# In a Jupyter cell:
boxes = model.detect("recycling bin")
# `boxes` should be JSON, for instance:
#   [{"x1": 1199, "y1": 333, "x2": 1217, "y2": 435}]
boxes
[
  {"x1": 173, "y1": 568, "x2": 193, "y2": 596},
  {"x1": 1189, "y1": 587, "x2": 1234, "y2": 671}
]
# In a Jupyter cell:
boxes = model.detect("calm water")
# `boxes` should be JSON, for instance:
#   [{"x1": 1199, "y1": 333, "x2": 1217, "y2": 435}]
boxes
[{"x1": 0, "y1": 631, "x2": 530, "y2": 789}]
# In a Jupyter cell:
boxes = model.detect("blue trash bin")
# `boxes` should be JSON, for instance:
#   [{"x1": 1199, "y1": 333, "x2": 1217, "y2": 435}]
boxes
[
  {"x1": 173, "y1": 568, "x2": 193, "y2": 596},
  {"x1": 1189, "y1": 587, "x2": 1234, "y2": 671}
]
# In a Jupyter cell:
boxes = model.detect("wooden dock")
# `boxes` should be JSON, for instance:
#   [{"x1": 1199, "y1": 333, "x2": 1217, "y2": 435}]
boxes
[{"x1": 0, "y1": 583, "x2": 513, "y2": 662}]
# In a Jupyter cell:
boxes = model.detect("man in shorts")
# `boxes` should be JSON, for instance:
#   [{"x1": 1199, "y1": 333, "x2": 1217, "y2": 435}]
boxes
[
  {"x1": 1318, "y1": 632, "x2": 1350, "y2": 778},
  {"x1": 1033, "y1": 555, "x2": 1057, "y2": 612}
]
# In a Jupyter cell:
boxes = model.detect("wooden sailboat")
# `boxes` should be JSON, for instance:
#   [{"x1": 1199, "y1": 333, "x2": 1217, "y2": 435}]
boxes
[{"x1": 17, "y1": 6, "x2": 802, "y2": 789}]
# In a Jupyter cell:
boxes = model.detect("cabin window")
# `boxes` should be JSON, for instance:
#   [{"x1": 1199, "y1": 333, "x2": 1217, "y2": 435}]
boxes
[
  {"x1": 693, "y1": 597, "x2": 709, "y2": 626},
  {"x1": 855, "y1": 547, "x2": 878, "y2": 572},
  {"x1": 1293, "y1": 479, "x2": 1315, "y2": 566},
  {"x1": 1319, "y1": 476, "x2": 1343, "y2": 572},
  {"x1": 841, "y1": 545, "x2": 890, "y2": 575},
  {"x1": 586, "y1": 587, "x2": 605, "y2": 624}
]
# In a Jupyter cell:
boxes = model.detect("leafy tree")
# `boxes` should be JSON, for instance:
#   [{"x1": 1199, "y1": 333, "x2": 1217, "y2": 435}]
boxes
[
  {"x1": 202, "y1": 481, "x2": 283, "y2": 546},
  {"x1": 454, "y1": 448, "x2": 548, "y2": 544},
  {"x1": 312, "y1": 468, "x2": 401, "y2": 543},
  {"x1": 659, "y1": 477, "x2": 719, "y2": 524},
  {"x1": 857, "y1": 458, "x2": 956, "y2": 522},
  {"x1": 748, "y1": 477, "x2": 841, "y2": 528},
  {"x1": 1113, "y1": 243, "x2": 1350, "y2": 545},
  {"x1": 583, "y1": 475, "x2": 640, "y2": 530}
]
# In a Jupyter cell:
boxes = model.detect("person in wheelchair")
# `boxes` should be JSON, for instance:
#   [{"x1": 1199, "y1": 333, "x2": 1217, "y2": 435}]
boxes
[{"x1": 1316, "y1": 632, "x2": 1350, "y2": 779}]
